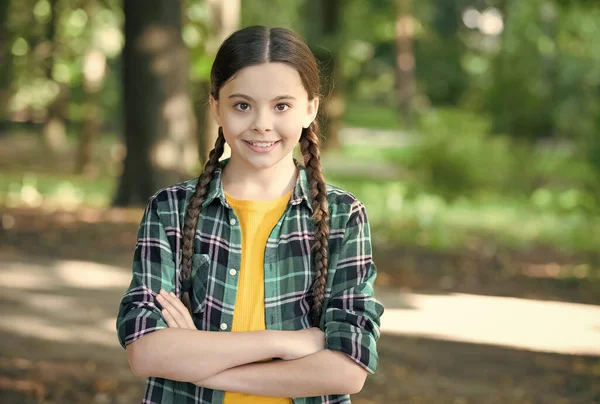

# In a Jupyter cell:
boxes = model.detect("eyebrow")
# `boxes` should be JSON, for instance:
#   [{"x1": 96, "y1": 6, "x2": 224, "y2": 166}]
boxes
[{"x1": 228, "y1": 93, "x2": 297, "y2": 102}]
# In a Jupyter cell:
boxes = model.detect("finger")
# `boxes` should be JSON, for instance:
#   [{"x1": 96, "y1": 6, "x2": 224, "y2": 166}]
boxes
[
  {"x1": 161, "y1": 307, "x2": 179, "y2": 328},
  {"x1": 157, "y1": 292, "x2": 187, "y2": 328},
  {"x1": 162, "y1": 290, "x2": 195, "y2": 329},
  {"x1": 169, "y1": 291, "x2": 196, "y2": 329}
]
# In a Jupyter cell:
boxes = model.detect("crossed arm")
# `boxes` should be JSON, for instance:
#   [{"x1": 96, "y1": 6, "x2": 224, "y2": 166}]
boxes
[
  {"x1": 125, "y1": 289, "x2": 368, "y2": 397},
  {"x1": 122, "y1": 197, "x2": 381, "y2": 398}
]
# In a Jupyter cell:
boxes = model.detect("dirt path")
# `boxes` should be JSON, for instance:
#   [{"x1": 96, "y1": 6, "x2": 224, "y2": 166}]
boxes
[{"x1": 0, "y1": 257, "x2": 598, "y2": 403}]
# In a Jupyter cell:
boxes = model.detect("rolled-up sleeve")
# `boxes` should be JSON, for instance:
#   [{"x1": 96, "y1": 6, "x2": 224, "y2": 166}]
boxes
[
  {"x1": 116, "y1": 194, "x2": 176, "y2": 349},
  {"x1": 324, "y1": 201, "x2": 384, "y2": 374}
]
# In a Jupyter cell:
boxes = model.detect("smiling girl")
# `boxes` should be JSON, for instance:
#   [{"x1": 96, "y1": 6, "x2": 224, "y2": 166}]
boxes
[{"x1": 117, "y1": 26, "x2": 384, "y2": 404}]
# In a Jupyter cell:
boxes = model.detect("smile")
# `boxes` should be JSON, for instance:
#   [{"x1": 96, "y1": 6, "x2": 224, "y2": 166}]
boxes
[
  {"x1": 244, "y1": 140, "x2": 280, "y2": 148},
  {"x1": 243, "y1": 140, "x2": 281, "y2": 153}
]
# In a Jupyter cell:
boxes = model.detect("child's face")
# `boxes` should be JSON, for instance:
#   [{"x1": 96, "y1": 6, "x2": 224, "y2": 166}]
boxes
[{"x1": 210, "y1": 62, "x2": 319, "y2": 172}]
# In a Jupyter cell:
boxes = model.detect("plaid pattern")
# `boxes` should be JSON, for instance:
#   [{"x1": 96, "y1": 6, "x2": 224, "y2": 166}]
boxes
[{"x1": 116, "y1": 159, "x2": 384, "y2": 404}]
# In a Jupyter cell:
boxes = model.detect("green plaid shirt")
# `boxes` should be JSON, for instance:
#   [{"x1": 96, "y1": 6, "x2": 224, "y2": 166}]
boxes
[{"x1": 117, "y1": 159, "x2": 384, "y2": 404}]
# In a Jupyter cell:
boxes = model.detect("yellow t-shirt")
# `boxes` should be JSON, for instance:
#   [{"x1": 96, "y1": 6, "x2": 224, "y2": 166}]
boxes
[{"x1": 223, "y1": 190, "x2": 294, "y2": 404}]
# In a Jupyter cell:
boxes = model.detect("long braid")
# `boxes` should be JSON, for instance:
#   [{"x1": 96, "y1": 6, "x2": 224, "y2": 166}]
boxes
[
  {"x1": 181, "y1": 128, "x2": 226, "y2": 312},
  {"x1": 300, "y1": 120, "x2": 330, "y2": 327}
]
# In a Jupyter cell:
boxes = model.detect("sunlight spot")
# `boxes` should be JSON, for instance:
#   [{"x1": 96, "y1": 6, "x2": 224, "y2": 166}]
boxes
[
  {"x1": 95, "y1": 26, "x2": 123, "y2": 58},
  {"x1": 83, "y1": 49, "x2": 107, "y2": 92},
  {"x1": 99, "y1": 317, "x2": 119, "y2": 334},
  {"x1": 478, "y1": 8, "x2": 504, "y2": 36},
  {"x1": 462, "y1": 8, "x2": 480, "y2": 29},
  {"x1": 183, "y1": 25, "x2": 202, "y2": 47},
  {"x1": 152, "y1": 139, "x2": 179, "y2": 169},
  {"x1": 0, "y1": 315, "x2": 119, "y2": 347},
  {"x1": 68, "y1": 9, "x2": 88, "y2": 30},
  {"x1": 378, "y1": 290, "x2": 600, "y2": 356},
  {"x1": 1, "y1": 213, "x2": 15, "y2": 230},
  {"x1": 0, "y1": 268, "x2": 56, "y2": 290},
  {"x1": 33, "y1": 0, "x2": 51, "y2": 23},
  {"x1": 0, "y1": 315, "x2": 74, "y2": 342},
  {"x1": 54, "y1": 260, "x2": 132, "y2": 289},
  {"x1": 23, "y1": 294, "x2": 97, "y2": 322},
  {"x1": 11, "y1": 38, "x2": 29, "y2": 56}
]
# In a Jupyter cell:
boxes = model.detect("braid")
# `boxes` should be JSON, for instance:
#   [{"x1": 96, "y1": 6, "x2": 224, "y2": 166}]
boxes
[
  {"x1": 181, "y1": 128, "x2": 226, "y2": 312},
  {"x1": 300, "y1": 120, "x2": 330, "y2": 327}
]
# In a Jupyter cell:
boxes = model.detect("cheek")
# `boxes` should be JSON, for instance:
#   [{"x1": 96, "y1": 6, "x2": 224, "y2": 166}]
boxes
[
  {"x1": 276, "y1": 114, "x2": 305, "y2": 141},
  {"x1": 220, "y1": 113, "x2": 250, "y2": 135}
]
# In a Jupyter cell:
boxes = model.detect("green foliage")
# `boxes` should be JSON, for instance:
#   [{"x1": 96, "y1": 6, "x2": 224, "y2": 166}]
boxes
[
  {"x1": 329, "y1": 173, "x2": 600, "y2": 259},
  {"x1": 343, "y1": 102, "x2": 400, "y2": 130},
  {"x1": 402, "y1": 108, "x2": 524, "y2": 199},
  {"x1": 242, "y1": 0, "x2": 306, "y2": 31},
  {"x1": 6, "y1": 0, "x2": 123, "y2": 122}
]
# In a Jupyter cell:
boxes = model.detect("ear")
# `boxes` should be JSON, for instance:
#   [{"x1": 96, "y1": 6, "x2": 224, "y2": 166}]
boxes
[
  {"x1": 209, "y1": 95, "x2": 222, "y2": 126},
  {"x1": 303, "y1": 97, "x2": 320, "y2": 129}
]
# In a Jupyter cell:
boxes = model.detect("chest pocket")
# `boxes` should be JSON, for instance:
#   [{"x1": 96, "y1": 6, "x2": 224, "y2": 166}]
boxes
[{"x1": 190, "y1": 253, "x2": 210, "y2": 314}]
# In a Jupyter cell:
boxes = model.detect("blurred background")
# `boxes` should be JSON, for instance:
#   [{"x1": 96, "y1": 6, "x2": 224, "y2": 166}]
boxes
[{"x1": 1, "y1": 0, "x2": 599, "y2": 403}]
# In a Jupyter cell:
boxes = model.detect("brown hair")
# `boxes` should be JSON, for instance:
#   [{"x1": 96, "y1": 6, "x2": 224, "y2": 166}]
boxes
[{"x1": 181, "y1": 26, "x2": 328, "y2": 327}]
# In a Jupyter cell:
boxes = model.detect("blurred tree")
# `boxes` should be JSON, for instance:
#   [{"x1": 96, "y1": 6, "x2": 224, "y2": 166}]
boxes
[
  {"x1": 414, "y1": 0, "x2": 469, "y2": 107},
  {"x1": 395, "y1": 0, "x2": 416, "y2": 127},
  {"x1": 0, "y1": 0, "x2": 12, "y2": 130},
  {"x1": 114, "y1": 0, "x2": 197, "y2": 206},
  {"x1": 241, "y1": 0, "x2": 305, "y2": 29},
  {"x1": 75, "y1": 1, "x2": 108, "y2": 176},
  {"x1": 42, "y1": 0, "x2": 69, "y2": 152},
  {"x1": 305, "y1": 0, "x2": 344, "y2": 151},
  {"x1": 195, "y1": 0, "x2": 239, "y2": 166}
]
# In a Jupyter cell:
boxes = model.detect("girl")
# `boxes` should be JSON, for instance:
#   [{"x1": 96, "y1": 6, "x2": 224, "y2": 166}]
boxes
[{"x1": 117, "y1": 26, "x2": 384, "y2": 404}]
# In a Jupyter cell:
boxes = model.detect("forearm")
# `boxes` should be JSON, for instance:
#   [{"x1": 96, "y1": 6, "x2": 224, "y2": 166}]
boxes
[
  {"x1": 194, "y1": 349, "x2": 367, "y2": 397},
  {"x1": 127, "y1": 328, "x2": 283, "y2": 382}
]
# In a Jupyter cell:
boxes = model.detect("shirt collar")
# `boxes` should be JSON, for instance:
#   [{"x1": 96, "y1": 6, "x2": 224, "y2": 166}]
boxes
[{"x1": 202, "y1": 158, "x2": 314, "y2": 213}]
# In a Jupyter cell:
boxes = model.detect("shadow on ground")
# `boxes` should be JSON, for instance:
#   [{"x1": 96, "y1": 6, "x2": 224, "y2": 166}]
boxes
[
  {"x1": 0, "y1": 207, "x2": 599, "y2": 403},
  {"x1": 1, "y1": 331, "x2": 599, "y2": 404}
]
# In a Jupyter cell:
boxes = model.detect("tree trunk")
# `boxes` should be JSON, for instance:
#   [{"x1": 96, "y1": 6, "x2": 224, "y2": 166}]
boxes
[
  {"x1": 76, "y1": 48, "x2": 105, "y2": 176},
  {"x1": 320, "y1": 0, "x2": 344, "y2": 151},
  {"x1": 75, "y1": 100, "x2": 99, "y2": 175},
  {"x1": 304, "y1": 0, "x2": 344, "y2": 151},
  {"x1": 75, "y1": 2, "x2": 107, "y2": 176},
  {"x1": 113, "y1": 0, "x2": 197, "y2": 206},
  {"x1": 0, "y1": 0, "x2": 12, "y2": 129},
  {"x1": 395, "y1": 0, "x2": 416, "y2": 128},
  {"x1": 43, "y1": 0, "x2": 68, "y2": 152},
  {"x1": 196, "y1": 0, "x2": 240, "y2": 165}
]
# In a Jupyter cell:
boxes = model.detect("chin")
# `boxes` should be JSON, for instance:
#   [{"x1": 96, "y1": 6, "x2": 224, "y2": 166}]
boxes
[{"x1": 243, "y1": 155, "x2": 286, "y2": 170}]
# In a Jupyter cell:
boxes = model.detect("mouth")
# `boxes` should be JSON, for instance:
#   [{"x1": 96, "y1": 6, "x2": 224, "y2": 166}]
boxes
[{"x1": 243, "y1": 140, "x2": 281, "y2": 148}]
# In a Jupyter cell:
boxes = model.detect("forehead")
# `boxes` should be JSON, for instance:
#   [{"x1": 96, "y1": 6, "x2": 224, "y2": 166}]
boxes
[{"x1": 221, "y1": 62, "x2": 308, "y2": 100}]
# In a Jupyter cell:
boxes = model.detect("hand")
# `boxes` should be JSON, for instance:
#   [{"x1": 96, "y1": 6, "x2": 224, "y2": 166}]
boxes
[
  {"x1": 279, "y1": 327, "x2": 325, "y2": 361},
  {"x1": 155, "y1": 289, "x2": 196, "y2": 330}
]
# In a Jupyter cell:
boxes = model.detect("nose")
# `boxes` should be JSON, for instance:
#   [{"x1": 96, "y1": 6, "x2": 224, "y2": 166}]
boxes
[{"x1": 251, "y1": 109, "x2": 273, "y2": 133}]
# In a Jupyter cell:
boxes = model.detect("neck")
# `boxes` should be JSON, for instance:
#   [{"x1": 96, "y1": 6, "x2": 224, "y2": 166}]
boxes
[{"x1": 221, "y1": 156, "x2": 297, "y2": 201}]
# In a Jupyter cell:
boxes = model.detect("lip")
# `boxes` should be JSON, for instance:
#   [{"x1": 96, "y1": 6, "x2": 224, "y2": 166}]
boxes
[
  {"x1": 244, "y1": 140, "x2": 280, "y2": 143},
  {"x1": 243, "y1": 140, "x2": 281, "y2": 153}
]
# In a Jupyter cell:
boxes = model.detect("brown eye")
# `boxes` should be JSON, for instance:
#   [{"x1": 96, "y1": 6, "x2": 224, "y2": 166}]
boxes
[
  {"x1": 276, "y1": 103, "x2": 290, "y2": 112},
  {"x1": 235, "y1": 102, "x2": 250, "y2": 111}
]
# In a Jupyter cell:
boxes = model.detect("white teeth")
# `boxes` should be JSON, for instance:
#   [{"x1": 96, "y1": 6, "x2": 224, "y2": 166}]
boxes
[{"x1": 250, "y1": 141, "x2": 276, "y2": 148}]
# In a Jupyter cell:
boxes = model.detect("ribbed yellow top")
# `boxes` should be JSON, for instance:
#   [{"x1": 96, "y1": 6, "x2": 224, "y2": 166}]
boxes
[{"x1": 223, "y1": 190, "x2": 293, "y2": 404}]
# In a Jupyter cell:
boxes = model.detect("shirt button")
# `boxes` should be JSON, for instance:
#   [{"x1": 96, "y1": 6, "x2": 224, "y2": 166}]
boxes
[
  {"x1": 229, "y1": 268, "x2": 237, "y2": 276},
  {"x1": 230, "y1": 218, "x2": 236, "y2": 226},
  {"x1": 220, "y1": 323, "x2": 228, "y2": 330}
]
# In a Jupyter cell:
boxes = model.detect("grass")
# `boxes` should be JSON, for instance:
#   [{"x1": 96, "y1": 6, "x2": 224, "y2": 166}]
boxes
[
  {"x1": 328, "y1": 175, "x2": 600, "y2": 262},
  {"x1": 2, "y1": 130, "x2": 600, "y2": 267},
  {"x1": 0, "y1": 171, "x2": 115, "y2": 208}
]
